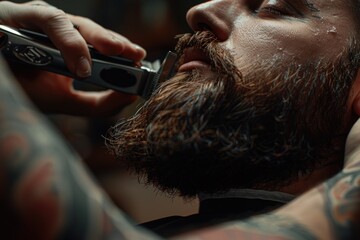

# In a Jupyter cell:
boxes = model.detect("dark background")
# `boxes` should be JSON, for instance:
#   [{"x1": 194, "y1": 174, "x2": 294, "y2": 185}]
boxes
[{"x1": 12, "y1": 0, "x2": 202, "y2": 59}]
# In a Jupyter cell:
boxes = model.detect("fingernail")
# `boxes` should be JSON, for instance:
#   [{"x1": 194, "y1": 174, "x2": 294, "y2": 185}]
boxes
[{"x1": 76, "y1": 56, "x2": 91, "y2": 78}]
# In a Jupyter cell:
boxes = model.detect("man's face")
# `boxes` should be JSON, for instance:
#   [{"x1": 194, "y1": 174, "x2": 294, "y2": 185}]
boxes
[
  {"x1": 183, "y1": 0, "x2": 356, "y2": 77},
  {"x1": 106, "y1": 0, "x2": 360, "y2": 197}
]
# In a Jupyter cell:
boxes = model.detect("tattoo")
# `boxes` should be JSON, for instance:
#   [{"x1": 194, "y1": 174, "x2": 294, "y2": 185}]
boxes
[
  {"x1": 0, "y1": 59, "x2": 158, "y2": 239},
  {"x1": 325, "y1": 161, "x2": 360, "y2": 240}
]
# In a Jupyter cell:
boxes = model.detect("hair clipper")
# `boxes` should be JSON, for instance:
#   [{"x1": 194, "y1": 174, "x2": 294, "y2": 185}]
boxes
[{"x1": 0, "y1": 24, "x2": 178, "y2": 99}]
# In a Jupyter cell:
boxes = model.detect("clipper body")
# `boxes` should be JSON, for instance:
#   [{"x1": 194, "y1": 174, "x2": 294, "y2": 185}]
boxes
[{"x1": 0, "y1": 25, "x2": 177, "y2": 99}]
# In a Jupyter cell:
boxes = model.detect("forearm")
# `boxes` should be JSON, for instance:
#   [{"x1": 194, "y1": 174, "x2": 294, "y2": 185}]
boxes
[
  {"x1": 323, "y1": 160, "x2": 360, "y2": 239},
  {"x1": 0, "y1": 57, "x2": 157, "y2": 239}
]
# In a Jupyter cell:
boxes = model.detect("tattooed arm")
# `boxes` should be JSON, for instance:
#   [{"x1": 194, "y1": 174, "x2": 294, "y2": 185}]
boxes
[{"x1": 0, "y1": 56, "x2": 158, "y2": 239}]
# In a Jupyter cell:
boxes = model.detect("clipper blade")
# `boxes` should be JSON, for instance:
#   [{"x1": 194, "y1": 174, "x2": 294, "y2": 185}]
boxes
[{"x1": 142, "y1": 51, "x2": 178, "y2": 99}]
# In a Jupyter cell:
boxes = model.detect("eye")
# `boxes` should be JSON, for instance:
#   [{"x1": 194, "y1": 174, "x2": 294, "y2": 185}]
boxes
[{"x1": 255, "y1": 0, "x2": 302, "y2": 19}]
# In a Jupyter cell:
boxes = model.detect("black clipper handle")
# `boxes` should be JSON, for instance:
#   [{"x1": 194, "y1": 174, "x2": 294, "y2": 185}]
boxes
[{"x1": 0, "y1": 25, "x2": 166, "y2": 99}]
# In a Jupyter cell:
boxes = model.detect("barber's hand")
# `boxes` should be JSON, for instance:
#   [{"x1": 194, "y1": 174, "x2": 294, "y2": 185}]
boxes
[{"x1": 0, "y1": 1, "x2": 146, "y2": 116}]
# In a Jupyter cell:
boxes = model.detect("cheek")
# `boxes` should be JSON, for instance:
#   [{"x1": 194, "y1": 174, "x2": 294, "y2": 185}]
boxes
[{"x1": 225, "y1": 17, "x2": 348, "y2": 74}]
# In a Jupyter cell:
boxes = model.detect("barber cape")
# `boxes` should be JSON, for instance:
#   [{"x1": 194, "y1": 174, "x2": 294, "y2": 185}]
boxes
[{"x1": 141, "y1": 189, "x2": 295, "y2": 237}]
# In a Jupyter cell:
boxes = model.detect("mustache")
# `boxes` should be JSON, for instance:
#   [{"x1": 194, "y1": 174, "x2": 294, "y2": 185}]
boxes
[
  {"x1": 145, "y1": 31, "x2": 243, "y2": 117},
  {"x1": 175, "y1": 31, "x2": 241, "y2": 77}
]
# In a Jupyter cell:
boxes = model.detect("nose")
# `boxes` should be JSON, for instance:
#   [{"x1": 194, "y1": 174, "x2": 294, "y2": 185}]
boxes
[{"x1": 186, "y1": 0, "x2": 235, "y2": 42}]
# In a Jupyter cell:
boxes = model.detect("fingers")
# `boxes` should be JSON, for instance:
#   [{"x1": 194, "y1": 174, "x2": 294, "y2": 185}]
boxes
[
  {"x1": 70, "y1": 15, "x2": 146, "y2": 62},
  {"x1": 13, "y1": 67, "x2": 136, "y2": 117},
  {"x1": 0, "y1": 1, "x2": 92, "y2": 78},
  {"x1": 0, "y1": 0, "x2": 143, "y2": 117},
  {"x1": 23, "y1": 1, "x2": 92, "y2": 78},
  {"x1": 38, "y1": 9, "x2": 92, "y2": 78},
  {"x1": 23, "y1": 1, "x2": 147, "y2": 63},
  {"x1": 0, "y1": 1, "x2": 146, "y2": 78}
]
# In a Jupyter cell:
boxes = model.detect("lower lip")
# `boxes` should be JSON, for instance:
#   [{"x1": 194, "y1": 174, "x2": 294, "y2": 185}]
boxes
[{"x1": 178, "y1": 61, "x2": 211, "y2": 72}]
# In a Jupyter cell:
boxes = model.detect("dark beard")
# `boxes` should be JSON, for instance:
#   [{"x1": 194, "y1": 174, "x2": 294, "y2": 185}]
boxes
[{"x1": 106, "y1": 32, "x2": 359, "y2": 197}]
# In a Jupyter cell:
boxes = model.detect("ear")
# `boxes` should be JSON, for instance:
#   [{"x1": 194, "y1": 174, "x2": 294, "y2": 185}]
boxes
[{"x1": 351, "y1": 70, "x2": 360, "y2": 117}]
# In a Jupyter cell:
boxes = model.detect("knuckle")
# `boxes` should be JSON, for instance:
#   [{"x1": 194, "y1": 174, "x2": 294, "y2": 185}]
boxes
[
  {"x1": 62, "y1": 37, "x2": 86, "y2": 51},
  {"x1": 58, "y1": 33, "x2": 88, "y2": 56},
  {"x1": 43, "y1": 10, "x2": 85, "y2": 48}
]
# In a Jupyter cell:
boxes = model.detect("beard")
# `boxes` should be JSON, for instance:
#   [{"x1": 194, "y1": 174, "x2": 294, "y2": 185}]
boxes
[{"x1": 106, "y1": 31, "x2": 360, "y2": 197}]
